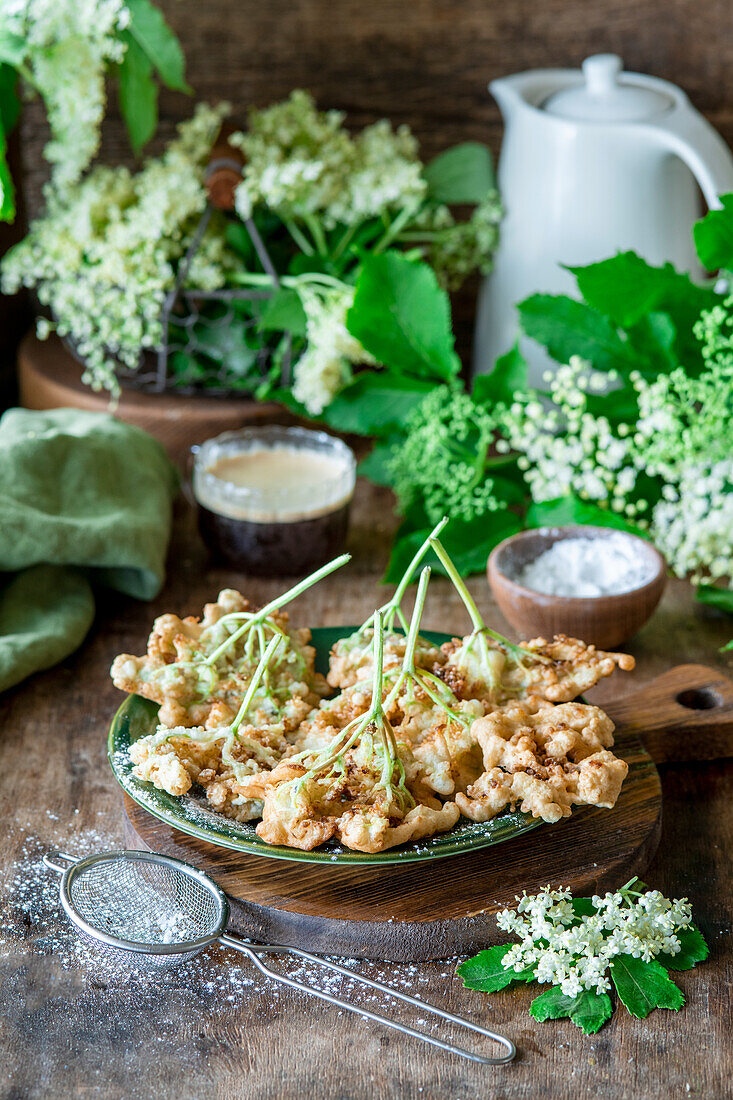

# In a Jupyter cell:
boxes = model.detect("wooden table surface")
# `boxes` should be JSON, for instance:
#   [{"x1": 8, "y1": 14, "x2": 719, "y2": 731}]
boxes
[{"x1": 1, "y1": 480, "x2": 731, "y2": 1100}]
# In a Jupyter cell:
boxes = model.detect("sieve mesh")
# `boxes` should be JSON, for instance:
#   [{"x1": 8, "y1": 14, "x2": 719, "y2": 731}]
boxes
[{"x1": 63, "y1": 853, "x2": 226, "y2": 968}]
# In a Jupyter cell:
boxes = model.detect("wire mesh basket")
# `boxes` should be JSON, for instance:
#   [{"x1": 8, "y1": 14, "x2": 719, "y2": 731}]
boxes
[{"x1": 64, "y1": 151, "x2": 292, "y2": 398}]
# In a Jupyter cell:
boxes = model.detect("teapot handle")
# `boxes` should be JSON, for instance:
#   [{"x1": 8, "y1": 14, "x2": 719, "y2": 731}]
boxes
[{"x1": 640, "y1": 108, "x2": 733, "y2": 211}]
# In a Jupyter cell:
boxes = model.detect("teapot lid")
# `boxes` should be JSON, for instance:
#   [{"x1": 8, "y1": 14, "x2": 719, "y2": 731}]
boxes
[{"x1": 544, "y1": 54, "x2": 673, "y2": 121}]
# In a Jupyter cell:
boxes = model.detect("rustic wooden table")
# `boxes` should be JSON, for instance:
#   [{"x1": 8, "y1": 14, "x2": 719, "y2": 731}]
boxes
[{"x1": 1, "y1": 481, "x2": 731, "y2": 1099}]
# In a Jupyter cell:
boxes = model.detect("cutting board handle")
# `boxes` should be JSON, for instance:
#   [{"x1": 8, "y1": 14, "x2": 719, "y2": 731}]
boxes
[{"x1": 604, "y1": 663, "x2": 733, "y2": 764}]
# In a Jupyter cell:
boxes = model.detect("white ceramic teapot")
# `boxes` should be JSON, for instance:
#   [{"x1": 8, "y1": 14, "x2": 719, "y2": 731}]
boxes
[{"x1": 474, "y1": 54, "x2": 733, "y2": 377}]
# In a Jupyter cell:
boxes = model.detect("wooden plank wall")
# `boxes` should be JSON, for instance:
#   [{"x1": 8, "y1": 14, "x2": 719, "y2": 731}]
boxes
[{"x1": 12, "y1": 0, "x2": 733, "y2": 362}]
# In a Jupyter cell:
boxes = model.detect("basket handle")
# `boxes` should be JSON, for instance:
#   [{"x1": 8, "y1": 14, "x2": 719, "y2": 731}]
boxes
[{"x1": 205, "y1": 124, "x2": 244, "y2": 211}]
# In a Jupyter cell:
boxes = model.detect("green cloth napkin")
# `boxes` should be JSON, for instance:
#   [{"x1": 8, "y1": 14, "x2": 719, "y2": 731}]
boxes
[{"x1": 0, "y1": 407, "x2": 178, "y2": 691}]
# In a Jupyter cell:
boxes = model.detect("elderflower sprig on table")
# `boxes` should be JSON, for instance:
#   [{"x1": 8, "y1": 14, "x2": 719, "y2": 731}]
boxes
[{"x1": 457, "y1": 880, "x2": 708, "y2": 1035}]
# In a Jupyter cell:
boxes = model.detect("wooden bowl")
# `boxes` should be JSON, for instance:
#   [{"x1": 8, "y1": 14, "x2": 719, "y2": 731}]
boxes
[{"x1": 487, "y1": 526, "x2": 667, "y2": 650}]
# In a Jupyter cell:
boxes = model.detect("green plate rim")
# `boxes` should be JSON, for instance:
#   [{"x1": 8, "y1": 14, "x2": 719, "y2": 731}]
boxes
[{"x1": 108, "y1": 625, "x2": 545, "y2": 866}]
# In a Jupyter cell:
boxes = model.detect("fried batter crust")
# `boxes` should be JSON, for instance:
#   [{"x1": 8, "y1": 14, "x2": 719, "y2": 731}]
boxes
[{"x1": 455, "y1": 702, "x2": 628, "y2": 824}]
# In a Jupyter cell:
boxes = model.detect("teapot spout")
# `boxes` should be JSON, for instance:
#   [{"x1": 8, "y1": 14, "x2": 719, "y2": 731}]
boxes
[{"x1": 489, "y1": 75, "x2": 523, "y2": 121}]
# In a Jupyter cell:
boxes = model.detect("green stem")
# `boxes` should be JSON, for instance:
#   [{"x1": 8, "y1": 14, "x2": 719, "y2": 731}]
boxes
[
  {"x1": 303, "y1": 213, "x2": 328, "y2": 255},
  {"x1": 284, "y1": 218, "x2": 315, "y2": 255},
  {"x1": 205, "y1": 552, "x2": 350, "y2": 666},
  {"x1": 332, "y1": 220, "x2": 360, "y2": 261},
  {"x1": 373, "y1": 205, "x2": 418, "y2": 255},
  {"x1": 429, "y1": 536, "x2": 485, "y2": 632},
  {"x1": 230, "y1": 635, "x2": 283, "y2": 734}
]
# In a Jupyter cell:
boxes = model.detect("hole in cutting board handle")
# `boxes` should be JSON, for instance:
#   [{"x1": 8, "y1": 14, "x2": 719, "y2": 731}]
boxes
[{"x1": 676, "y1": 687, "x2": 721, "y2": 711}]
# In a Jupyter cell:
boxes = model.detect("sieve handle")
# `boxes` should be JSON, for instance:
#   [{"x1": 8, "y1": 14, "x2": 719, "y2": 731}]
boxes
[
  {"x1": 43, "y1": 852, "x2": 79, "y2": 874},
  {"x1": 218, "y1": 933, "x2": 515, "y2": 1066}
]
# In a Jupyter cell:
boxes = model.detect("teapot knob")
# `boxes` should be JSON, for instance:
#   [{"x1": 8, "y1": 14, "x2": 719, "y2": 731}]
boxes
[{"x1": 582, "y1": 53, "x2": 623, "y2": 95}]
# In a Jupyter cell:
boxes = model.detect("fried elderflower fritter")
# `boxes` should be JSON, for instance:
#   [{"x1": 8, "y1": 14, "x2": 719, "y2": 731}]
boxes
[
  {"x1": 429, "y1": 535, "x2": 635, "y2": 706},
  {"x1": 235, "y1": 605, "x2": 461, "y2": 852},
  {"x1": 130, "y1": 636, "x2": 290, "y2": 822},
  {"x1": 455, "y1": 700, "x2": 629, "y2": 825},
  {"x1": 112, "y1": 556, "x2": 348, "y2": 729}
]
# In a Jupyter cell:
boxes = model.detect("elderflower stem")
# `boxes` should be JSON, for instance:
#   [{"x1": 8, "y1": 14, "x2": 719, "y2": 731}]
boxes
[
  {"x1": 230, "y1": 634, "x2": 283, "y2": 734},
  {"x1": 204, "y1": 552, "x2": 350, "y2": 666},
  {"x1": 429, "y1": 535, "x2": 485, "y2": 632},
  {"x1": 360, "y1": 517, "x2": 448, "y2": 638},
  {"x1": 431, "y1": 534, "x2": 551, "y2": 664}
]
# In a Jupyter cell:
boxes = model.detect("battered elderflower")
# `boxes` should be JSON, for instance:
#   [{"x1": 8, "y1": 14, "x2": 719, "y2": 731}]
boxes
[{"x1": 497, "y1": 881, "x2": 693, "y2": 998}]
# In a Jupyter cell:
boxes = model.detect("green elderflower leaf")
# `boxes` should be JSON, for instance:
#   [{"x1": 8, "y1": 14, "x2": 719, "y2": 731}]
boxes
[
  {"x1": 518, "y1": 294, "x2": 644, "y2": 376},
  {"x1": 347, "y1": 252, "x2": 461, "y2": 381},
  {"x1": 125, "y1": 0, "x2": 192, "y2": 94},
  {"x1": 383, "y1": 510, "x2": 521, "y2": 583},
  {"x1": 694, "y1": 194, "x2": 733, "y2": 272},
  {"x1": 696, "y1": 585, "x2": 733, "y2": 614},
  {"x1": 457, "y1": 945, "x2": 534, "y2": 992},
  {"x1": 656, "y1": 924, "x2": 710, "y2": 971},
  {"x1": 118, "y1": 33, "x2": 158, "y2": 155},
  {"x1": 530, "y1": 988, "x2": 614, "y2": 1035},
  {"x1": 473, "y1": 343, "x2": 528, "y2": 407},
  {"x1": 610, "y1": 956, "x2": 685, "y2": 1019},
  {"x1": 423, "y1": 142, "x2": 495, "y2": 205}
]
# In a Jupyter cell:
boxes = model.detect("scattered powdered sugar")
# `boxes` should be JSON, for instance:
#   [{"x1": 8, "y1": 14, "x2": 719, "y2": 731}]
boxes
[
  {"x1": 517, "y1": 531, "x2": 656, "y2": 597},
  {"x1": 3, "y1": 818, "x2": 454, "y2": 1027}
]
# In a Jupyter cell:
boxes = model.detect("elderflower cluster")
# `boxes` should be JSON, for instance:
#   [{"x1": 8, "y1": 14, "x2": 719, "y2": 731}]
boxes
[
  {"x1": 501, "y1": 357, "x2": 638, "y2": 513},
  {"x1": 230, "y1": 91, "x2": 426, "y2": 228},
  {"x1": 1, "y1": 103, "x2": 228, "y2": 395},
  {"x1": 497, "y1": 883, "x2": 692, "y2": 998},
  {"x1": 5, "y1": 0, "x2": 131, "y2": 190},
  {"x1": 418, "y1": 194, "x2": 503, "y2": 290},
  {"x1": 389, "y1": 385, "x2": 506, "y2": 524},
  {"x1": 291, "y1": 282, "x2": 375, "y2": 414}
]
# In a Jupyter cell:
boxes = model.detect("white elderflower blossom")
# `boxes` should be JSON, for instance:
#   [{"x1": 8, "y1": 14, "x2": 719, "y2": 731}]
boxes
[
  {"x1": 5, "y1": 0, "x2": 131, "y2": 190},
  {"x1": 291, "y1": 282, "x2": 375, "y2": 414},
  {"x1": 501, "y1": 357, "x2": 637, "y2": 510},
  {"x1": 496, "y1": 881, "x2": 693, "y2": 996},
  {"x1": 1, "y1": 103, "x2": 228, "y2": 394}
]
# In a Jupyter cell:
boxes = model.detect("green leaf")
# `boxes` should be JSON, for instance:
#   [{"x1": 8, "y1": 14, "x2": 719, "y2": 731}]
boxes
[
  {"x1": 626, "y1": 312, "x2": 678, "y2": 374},
  {"x1": 525, "y1": 496, "x2": 646, "y2": 537},
  {"x1": 0, "y1": 63, "x2": 20, "y2": 134},
  {"x1": 118, "y1": 33, "x2": 158, "y2": 155},
  {"x1": 518, "y1": 294, "x2": 643, "y2": 375},
  {"x1": 610, "y1": 955, "x2": 684, "y2": 1018},
  {"x1": 473, "y1": 343, "x2": 528, "y2": 407},
  {"x1": 194, "y1": 324, "x2": 258, "y2": 380},
  {"x1": 0, "y1": 112, "x2": 13, "y2": 223},
  {"x1": 571, "y1": 897, "x2": 597, "y2": 918},
  {"x1": 530, "y1": 988, "x2": 613, "y2": 1034},
  {"x1": 358, "y1": 439, "x2": 398, "y2": 486},
  {"x1": 424, "y1": 142, "x2": 495, "y2": 205},
  {"x1": 457, "y1": 945, "x2": 533, "y2": 992},
  {"x1": 694, "y1": 194, "x2": 733, "y2": 271},
  {"x1": 257, "y1": 288, "x2": 307, "y2": 336},
  {"x1": 0, "y1": 29, "x2": 26, "y2": 67},
  {"x1": 320, "y1": 371, "x2": 434, "y2": 437},
  {"x1": 384, "y1": 509, "x2": 522, "y2": 583},
  {"x1": 126, "y1": 0, "x2": 192, "y2": 93},
  {"x1": 656, "y1": 924, "x2": 709, "y2": 971},
  {"x1": 568, "y1": 252, "x2": 717, "y2": 368},
  {"x1": 696, "y1": 585, "x2": 733, "y2": 614},
  {"x1": 721, "y1": 639, "x2": 733, "y2": 653},
  {"x1": 347, "y1": 253, "x2": 461, "y2": 381}
]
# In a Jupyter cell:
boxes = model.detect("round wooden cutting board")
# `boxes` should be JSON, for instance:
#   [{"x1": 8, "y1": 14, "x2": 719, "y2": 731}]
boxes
[{"x1": 123, "y1": 666, "x2": 732, "y2": 961}]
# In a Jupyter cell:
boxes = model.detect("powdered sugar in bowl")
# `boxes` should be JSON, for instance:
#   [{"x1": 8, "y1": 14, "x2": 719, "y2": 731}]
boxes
[{"x1": 487, "y1": 526, "x2": 667, "y2": 649}]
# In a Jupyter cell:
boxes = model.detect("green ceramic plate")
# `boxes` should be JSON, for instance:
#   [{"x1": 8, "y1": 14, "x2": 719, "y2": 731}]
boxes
[{"x1": 108, "y1": 626, "x2": 544, "y2": 866}]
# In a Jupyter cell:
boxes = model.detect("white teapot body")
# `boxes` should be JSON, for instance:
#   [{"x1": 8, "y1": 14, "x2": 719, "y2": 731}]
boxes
[{"x1": 474, "y1": 58, "x2": 733, "y2": 378}]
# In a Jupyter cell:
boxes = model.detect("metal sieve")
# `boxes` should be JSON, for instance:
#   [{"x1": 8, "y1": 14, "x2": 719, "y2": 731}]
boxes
[{"x1": 44, "y1": 849, "x2": 515, "y2": 1066}]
